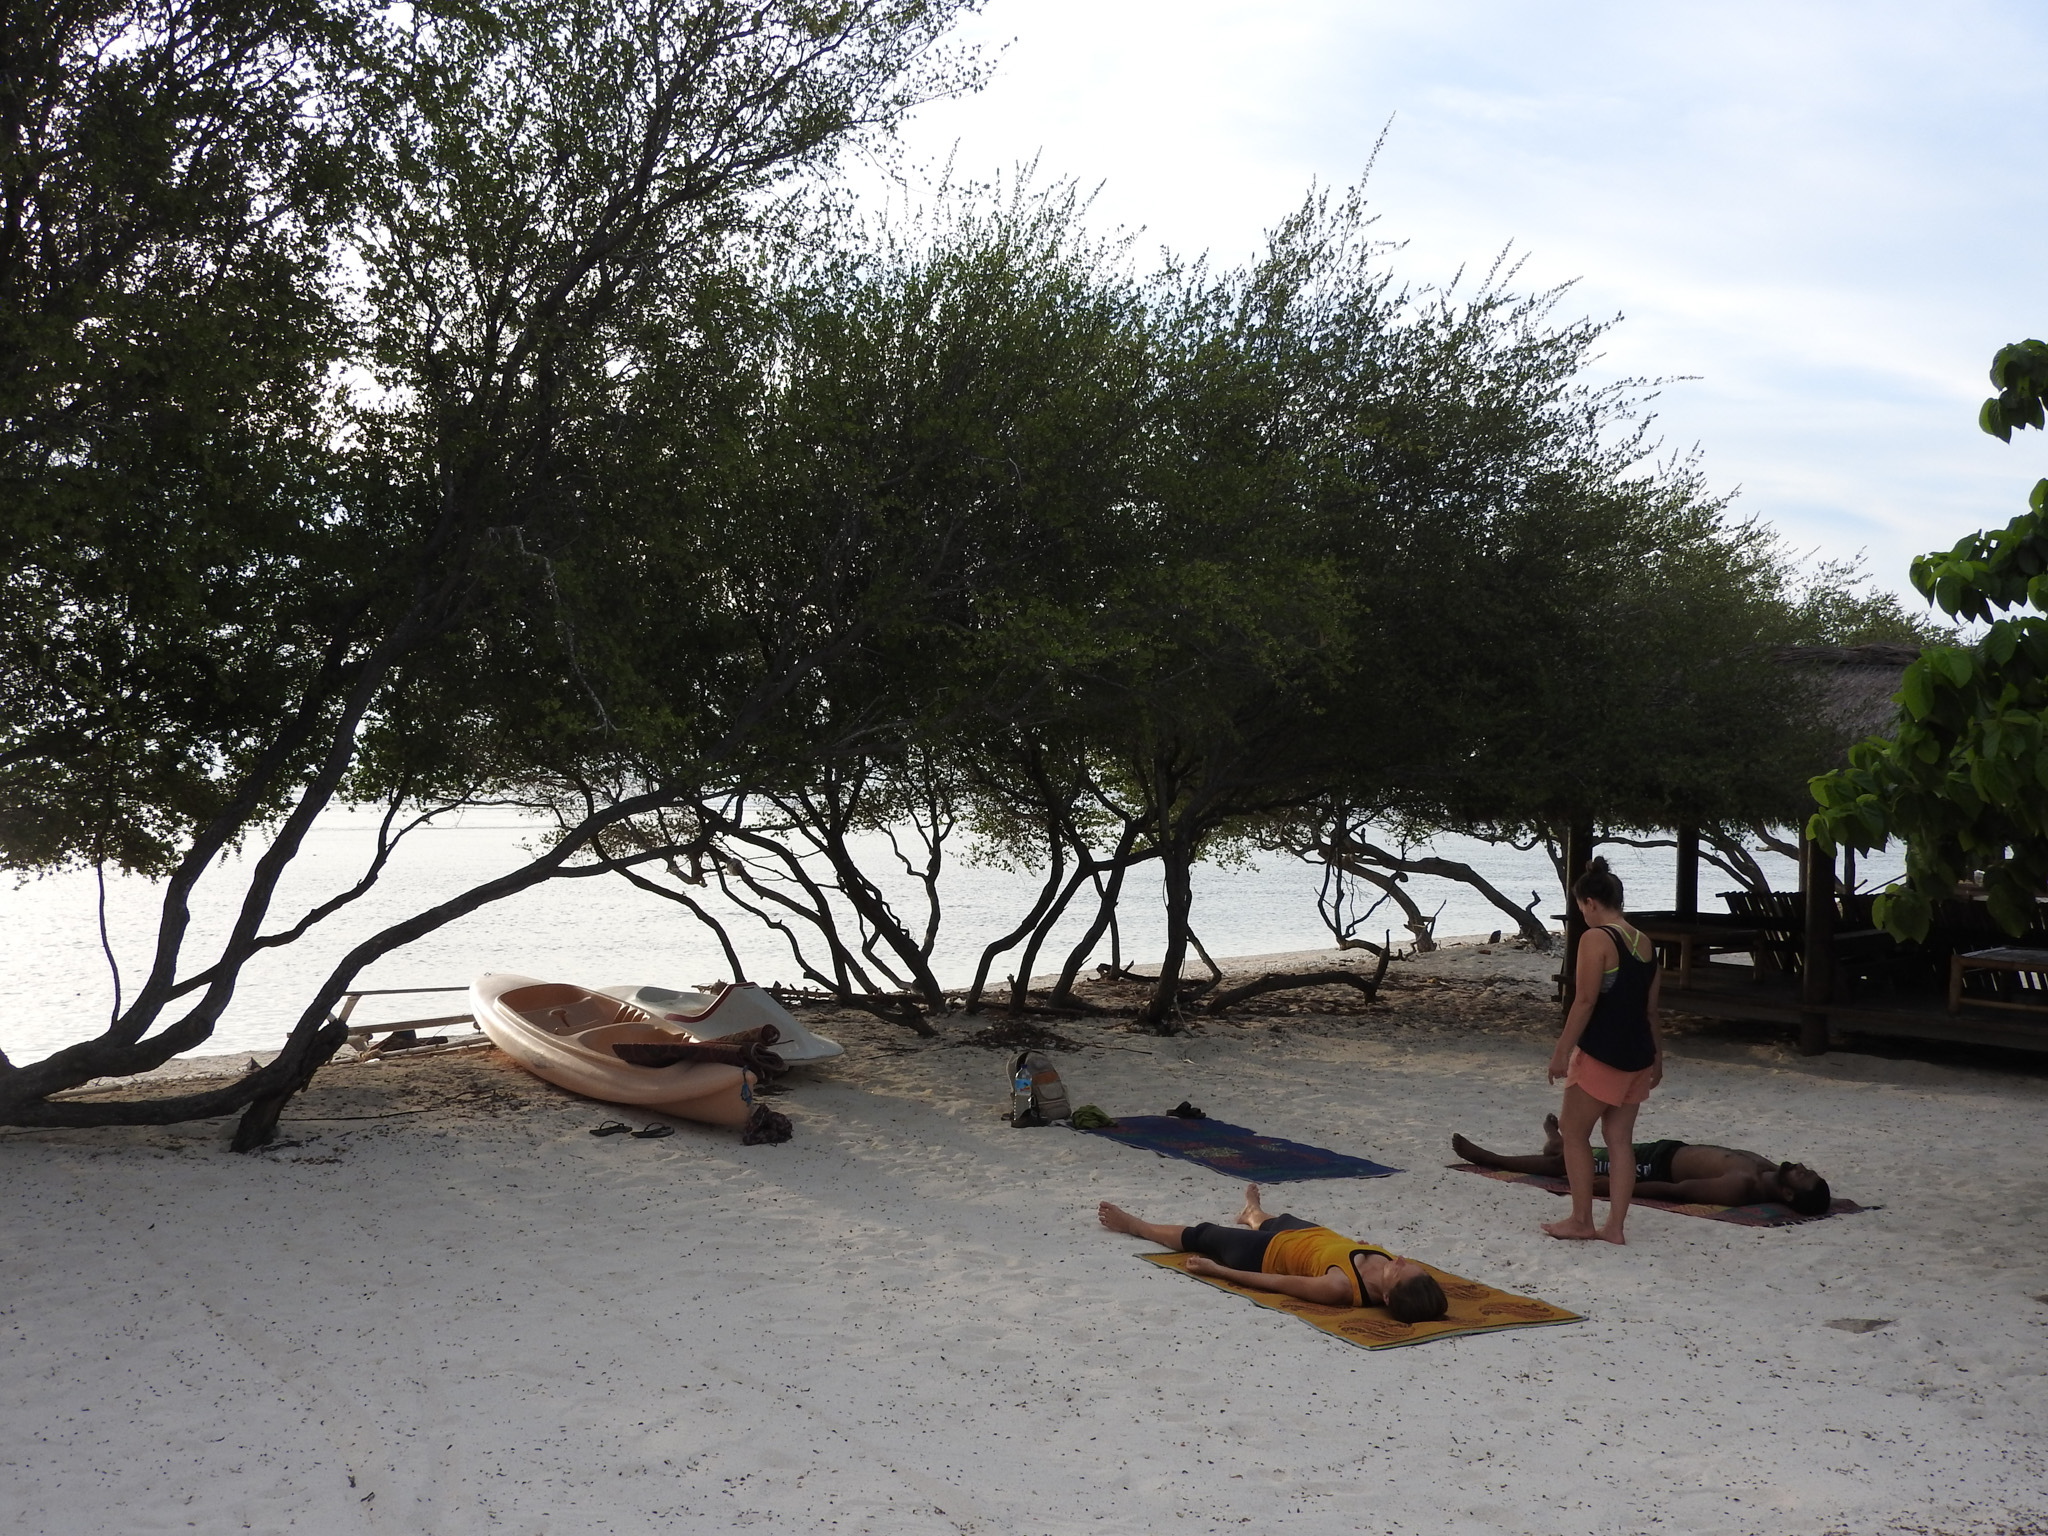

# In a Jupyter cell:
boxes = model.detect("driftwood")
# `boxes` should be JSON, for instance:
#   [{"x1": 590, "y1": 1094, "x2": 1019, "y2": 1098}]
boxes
[
  {"x1": 1004, "y1": 992, "x2": 1110, "y2": 1017},
  {"x1": 1202, "y1": 949, "x2": 1392, "y2": 1013}
]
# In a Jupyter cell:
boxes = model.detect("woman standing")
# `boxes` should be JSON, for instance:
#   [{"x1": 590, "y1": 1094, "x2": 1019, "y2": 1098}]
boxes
[{"x1": 1544, "y1": 856, "x2": 1663, "y2": 1244}]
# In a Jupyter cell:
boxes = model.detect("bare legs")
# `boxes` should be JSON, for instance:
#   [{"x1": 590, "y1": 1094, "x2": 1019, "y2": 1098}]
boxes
[
  {"x1": 1542, "y1": 1088, "x2": 1638, "y2": 1244},
  {"x1": 1600, "y1": 1101, "x2": 1640, "y2": 1241},
  {"x1": 1096, "y1": 1201, "x2": 1188, "y2": 1250},
  {"x1": 1453, "y1": 1114, "x2": 1568, "y2": 1176},
  {"x1": 1098, "y1": 1183, "x2": 1270, "y2": 1254}
]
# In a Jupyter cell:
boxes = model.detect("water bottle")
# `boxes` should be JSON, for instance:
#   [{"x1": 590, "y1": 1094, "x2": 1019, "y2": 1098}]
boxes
[{"x1": 1010, "y1": 1055, "x2": 1037, "y2": 1126}]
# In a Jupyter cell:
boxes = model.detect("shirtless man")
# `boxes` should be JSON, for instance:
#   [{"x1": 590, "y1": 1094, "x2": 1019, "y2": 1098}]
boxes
[
  {"x1": 1452, "y1": 1116, "x2": 1832, "y2": 1215},
  {"x1": 1097, "y1": 1184, "x2": 1449, "y2": 1323}
]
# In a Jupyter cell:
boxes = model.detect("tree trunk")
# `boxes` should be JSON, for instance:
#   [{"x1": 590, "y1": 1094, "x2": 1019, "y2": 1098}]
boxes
[
  {"x1": 1007, "y1": 862, "x2": 1093, "y2": 1014},
  {"x1": 1314, "y1": 830, "x2": 1550, "y2": 950},
  {"x1": 1203, "y1": 948, "x2": 1391, "y2": 1011},
  {"x1": 803, "y1": 799, "x2": 948, "y2": 1013},
  {"x1": 1560, "y1": 816, "x2": 1595, "y2": 1013},
  {"x1": 1339, "y1": 863, "x2": 1437, "y2": 952},
  {"x1": 1049, "y1": 830, "x2": 1147, "y2": 1007},
  {"x1": 230, "y1": 1017, "x2": 352, "y2": 1149},
  {"x1": 1799, "y1": 833, "x2": 1834, "y2": 1056},
  {"x1": 1139, "y1": 834, "x2": 1197, "y2": 1030},
  {"x1": 965, "y1": 830, "x2": 1068, "y2": 1011},
  {"x1": 1676, "y1": 823, "x2": 1700, "y2": 918}
]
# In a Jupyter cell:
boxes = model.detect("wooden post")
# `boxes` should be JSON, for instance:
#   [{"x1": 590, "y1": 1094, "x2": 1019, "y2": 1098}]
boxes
[
  {"x1": 1561, "y1": 816, "x2": 1595, "y2": 1014},
  {"x1": 1799, "y1": 833, "x2": 1835, "y2": 1055},
  {"x1": 1676, "y1": 823, "x2": 1700, "y2": 919}
]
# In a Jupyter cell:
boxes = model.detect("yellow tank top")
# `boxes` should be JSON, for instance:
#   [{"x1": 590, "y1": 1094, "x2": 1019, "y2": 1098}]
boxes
[{"x1": 1261, "y1": 1226, "x2": 1388, "y2": 1305}]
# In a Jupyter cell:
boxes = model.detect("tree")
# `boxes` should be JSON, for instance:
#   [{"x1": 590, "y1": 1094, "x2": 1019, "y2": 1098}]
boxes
[
  {"x1": 1810, "y1": 340, "x2": 2048, "y2": 939},
  {"x1": 1275, "y1": 806, "x2": 1553, "y2": 950},
  {"x1": 0, "y1": 0, "x2": 984, "y2": 1144},
  {"x1": 590, "y1": 757, "x2": 963, "y2": 1033},
  {"x1": 1, "y1": 0, "x2": 367, "y2": 877},
  {"x1": 548, "y1": 173, "x2": 1156, "y2": 1022},
  {"x1": 1784, "y1": 556, "x2": 1955, "y2": 649}
]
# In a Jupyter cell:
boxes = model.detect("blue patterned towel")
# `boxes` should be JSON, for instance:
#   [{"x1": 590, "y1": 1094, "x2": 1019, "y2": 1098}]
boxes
[{"x1": 1079, "y1": 1116, "x2": 1398, "y2": 1181}]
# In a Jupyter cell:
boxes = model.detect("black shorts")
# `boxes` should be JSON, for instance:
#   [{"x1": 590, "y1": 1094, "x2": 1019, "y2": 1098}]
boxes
[
  {"x1": 1178, "y1": 1213, "x2": 1315, "y2": 1271},
  {"x1": 1593, "y1": 1139, "x2": 1684, "y2": 1183}
]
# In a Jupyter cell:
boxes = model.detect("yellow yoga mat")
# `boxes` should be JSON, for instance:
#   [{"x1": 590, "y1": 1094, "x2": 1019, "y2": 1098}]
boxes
[{"x1": 1140, "y1": 1251, "x2": 1581, "y2": 1351}]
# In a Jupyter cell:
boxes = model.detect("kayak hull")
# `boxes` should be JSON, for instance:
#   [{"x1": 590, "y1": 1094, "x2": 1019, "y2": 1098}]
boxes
[{"x1": 470, "y1": 973, "x2": 754, "y2": 1125}]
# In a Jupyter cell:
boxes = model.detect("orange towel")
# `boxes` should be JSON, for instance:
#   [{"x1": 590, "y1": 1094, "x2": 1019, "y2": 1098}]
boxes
[{"x1": 1140, "y1": 1252, "x2": 1580, "y2": 1351}]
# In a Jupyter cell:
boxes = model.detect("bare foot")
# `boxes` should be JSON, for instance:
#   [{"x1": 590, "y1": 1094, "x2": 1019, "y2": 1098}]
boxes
[
  {"x1": 1451, "y1": 1133, "x2": 1485, "y2": 1164},
  {"x1": 1598, "y1": 1226, "x2": 1627, "y2": 1246},
  {"x1": 1541, "y1": 1217, "x2": 1604, "y2": 1241},
  {"x1": 1235, "y1": 1183, "x2": 1268, "y2": 1228},
  {"x1": 1542, "y1": 1113, "x2": 1563, "y2": 1156},
  {"x1": 1098, "y1": 1201, "x2": 1143, "y2": 1235}
]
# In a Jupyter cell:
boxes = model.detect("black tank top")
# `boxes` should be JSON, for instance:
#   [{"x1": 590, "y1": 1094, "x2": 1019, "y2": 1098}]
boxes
[{"x1": 1578, "y1": 924, "x2": 1656, "y2": 1071}]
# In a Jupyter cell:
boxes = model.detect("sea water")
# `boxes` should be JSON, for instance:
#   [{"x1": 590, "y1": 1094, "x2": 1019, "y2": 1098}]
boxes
[{"x1": 0, "y1": 808, "x2": 1900, "y2": 1064}]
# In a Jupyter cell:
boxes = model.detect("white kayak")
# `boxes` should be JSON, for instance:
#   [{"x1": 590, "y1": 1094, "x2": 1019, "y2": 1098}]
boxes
[
  {"x1": 469, "y1": 973, "x2": 755, "y2": 1124},
  {"x1": 600, "y1": 982, "x2": 844, "y2": 1062}
]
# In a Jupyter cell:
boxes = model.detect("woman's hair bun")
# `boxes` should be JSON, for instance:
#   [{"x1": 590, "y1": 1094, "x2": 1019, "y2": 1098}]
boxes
[{"x1": 1571, "y1": 855, "x2": 1624, "y2": 907}]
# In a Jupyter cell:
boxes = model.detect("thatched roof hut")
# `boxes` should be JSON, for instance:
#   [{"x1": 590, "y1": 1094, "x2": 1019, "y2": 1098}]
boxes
[{"x1": 1773, "y1": 642, "x2": 1919, "y2": 746}]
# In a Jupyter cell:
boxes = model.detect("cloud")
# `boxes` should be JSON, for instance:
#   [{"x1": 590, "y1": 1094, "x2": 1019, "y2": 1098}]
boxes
[{"x1": 883, "y1": 0, "x2": 2048, "y2": 592}]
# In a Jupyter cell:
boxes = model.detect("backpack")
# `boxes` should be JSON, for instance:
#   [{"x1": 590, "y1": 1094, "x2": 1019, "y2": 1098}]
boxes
[{"x1": 1008, "y1": 1050, "x2": 1071, "y2": 1127}]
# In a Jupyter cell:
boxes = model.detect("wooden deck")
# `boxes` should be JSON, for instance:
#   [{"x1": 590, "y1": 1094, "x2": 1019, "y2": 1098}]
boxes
[{"x1": 1656, "y1": 959, "x2": 2048, "y2": 1054}]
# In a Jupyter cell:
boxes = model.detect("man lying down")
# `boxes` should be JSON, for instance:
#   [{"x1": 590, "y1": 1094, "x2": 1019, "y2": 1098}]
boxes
[
  {"x1": 1099, "y1": 1184, "x2": 1449, "y2": 1323},
  {"x1": 1453, "y1": 1114, "x2": 1832, "y2": 1215}
]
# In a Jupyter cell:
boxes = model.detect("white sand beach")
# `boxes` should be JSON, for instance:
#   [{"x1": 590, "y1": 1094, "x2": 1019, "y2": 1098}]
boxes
[{"x1": 5, "y1": 942, "x2": 2046, "y2": 1536}]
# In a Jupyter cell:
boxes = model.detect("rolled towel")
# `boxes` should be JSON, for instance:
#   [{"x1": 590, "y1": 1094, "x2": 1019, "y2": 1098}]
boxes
[{"x1": 612, "y1": 1038, "x2": 788, "y2": 1079}]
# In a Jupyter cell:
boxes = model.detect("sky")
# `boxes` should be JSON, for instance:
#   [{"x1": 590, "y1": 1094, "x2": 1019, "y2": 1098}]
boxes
[{"x1": 870, "y1": 0, "x2": 2048, "y2": 602}]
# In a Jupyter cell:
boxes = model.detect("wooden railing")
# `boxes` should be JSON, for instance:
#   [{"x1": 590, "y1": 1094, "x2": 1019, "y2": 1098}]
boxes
[{"x1": 328, "y1": 985, "x2": 488, "y2": 1059}]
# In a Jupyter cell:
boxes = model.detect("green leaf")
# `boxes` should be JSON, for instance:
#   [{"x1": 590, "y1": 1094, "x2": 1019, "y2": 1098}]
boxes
[
  {"x1": 1901, "y1": 664, "x2": 1934, "y2": 718},
  {"x1": 1873, "y1": 884, "x2": 1933, "y2": 943},
  {"x1": 1945, "y1": 772, "x2": 1984, "y2": 817},
  {"x1": 1987, "y1": 876, "x2": 2036, "y2": 937}
]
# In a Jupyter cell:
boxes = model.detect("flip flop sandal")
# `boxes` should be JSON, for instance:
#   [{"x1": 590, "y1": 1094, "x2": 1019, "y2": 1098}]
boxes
[
  {"x1": 589, "y1": 1120, "x2": 631, "y2": 1137},
  {"x1": 629, "y1": 1123, "x2": 675, "y2": 1139}
]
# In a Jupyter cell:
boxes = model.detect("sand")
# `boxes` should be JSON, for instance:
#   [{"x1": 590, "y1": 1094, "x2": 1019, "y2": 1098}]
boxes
[{"x1": 4, "y1": 941, "x2": 2046, "y2": 1535}]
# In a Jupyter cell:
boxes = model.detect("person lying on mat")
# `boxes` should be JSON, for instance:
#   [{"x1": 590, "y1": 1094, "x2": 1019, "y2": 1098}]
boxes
[
  {"x1": 1452, "y1": 1114, "x2": 1832, "y2": 1215},
  {"x1": 1097, "y1": 1184, "x2": 1449, "y2": 1323}
]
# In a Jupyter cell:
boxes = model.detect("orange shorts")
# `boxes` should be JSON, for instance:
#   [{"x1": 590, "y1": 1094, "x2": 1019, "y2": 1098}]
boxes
[{"x1": 1567, "y1": 1048, "x2": 1656, "y2": 1107}]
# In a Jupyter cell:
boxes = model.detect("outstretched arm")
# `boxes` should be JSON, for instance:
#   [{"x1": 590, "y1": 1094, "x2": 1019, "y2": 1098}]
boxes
[{"x1": 1184, "y1": 1256, "x2": 1354, "y2": 1305}]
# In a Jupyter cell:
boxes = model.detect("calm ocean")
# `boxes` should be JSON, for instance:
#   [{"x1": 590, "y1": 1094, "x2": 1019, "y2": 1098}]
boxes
[{"x1": 0, "y1": 810, "x2": 1899, "y2": 1064}]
